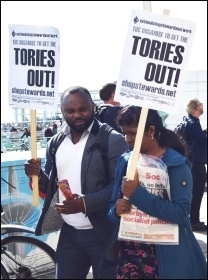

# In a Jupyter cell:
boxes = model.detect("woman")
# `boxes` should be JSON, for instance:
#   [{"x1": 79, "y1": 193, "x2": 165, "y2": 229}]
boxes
[{"x1": 99, "y1": 105, "x2": 206, "y2": 279}]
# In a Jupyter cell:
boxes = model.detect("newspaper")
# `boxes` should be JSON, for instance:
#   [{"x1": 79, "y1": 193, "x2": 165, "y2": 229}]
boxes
[{"x1": 118, "y1": 153, "x2": 179, "y2": 245}]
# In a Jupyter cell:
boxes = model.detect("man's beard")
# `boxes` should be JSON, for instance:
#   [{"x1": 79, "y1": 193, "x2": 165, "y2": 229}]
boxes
[{"x1": 65, "y1": 112, "x2": 94, "y2": 133}]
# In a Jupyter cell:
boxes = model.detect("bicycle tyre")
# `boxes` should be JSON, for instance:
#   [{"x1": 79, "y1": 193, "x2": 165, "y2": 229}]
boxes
[
  {"x1": 1, "y1": 263, "x2": 9, "y2": 279},
  {"x1": 1, "y1": 236, "x2": 56, "y2": 279}
]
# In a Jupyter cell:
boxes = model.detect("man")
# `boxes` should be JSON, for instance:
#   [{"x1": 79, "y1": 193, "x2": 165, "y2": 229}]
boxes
[
  {"x1": 10, "y1": 126, "x2": 17, "y2": 132},
  {"x1": 96, "y1": 82, "x2": 123, "y2": 133},
  {"x1": 51, "y1": 122, "x2": 58, "y2": 135},
  {"x1": 20, "y1": 127, "x2": 31, "y2": 139},
  {"x1": 24, "y1": 86, "x2": 128, "y2": 279},
  {"x1": 185, "y1": 98, "x2": 207, "y2": 231},
  {"x1": 44, "y1": 125, "x2": 53, "y2": 142}
]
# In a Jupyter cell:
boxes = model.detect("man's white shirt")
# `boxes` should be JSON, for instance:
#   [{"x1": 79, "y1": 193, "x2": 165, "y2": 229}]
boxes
[{"x1": 56, "y1": 123, "x2": 94, "y2": 229}]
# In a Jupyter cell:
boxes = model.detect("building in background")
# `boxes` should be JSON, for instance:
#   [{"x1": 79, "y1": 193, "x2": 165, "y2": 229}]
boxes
[
  {"x1": 165, "y1": 70, "x2": 207, "y2": 130},
  {"x1": 1, "y1": 70, "x2": 207, "y2": 132}
]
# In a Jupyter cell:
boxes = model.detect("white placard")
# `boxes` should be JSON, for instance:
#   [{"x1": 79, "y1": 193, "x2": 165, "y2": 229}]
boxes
[
  {"x1": 8, "y1": 24, "x2": 60, "y2": 110},
  {"x1": 118, "y1": 154, "x2": 178, "y2": 244},
  {"x1": 114, "y1": 10, "x2": 196, "y2": 113}
]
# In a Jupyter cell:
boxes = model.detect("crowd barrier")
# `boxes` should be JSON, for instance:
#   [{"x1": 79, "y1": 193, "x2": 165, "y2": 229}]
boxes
[{"x1": 1, "y1": 131, "x2": 50, "y2": 151}]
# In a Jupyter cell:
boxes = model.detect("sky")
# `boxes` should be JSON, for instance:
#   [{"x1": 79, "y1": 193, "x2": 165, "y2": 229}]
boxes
[{"x1": 1, "y1": 1, "x2": 207, "y2": 123}]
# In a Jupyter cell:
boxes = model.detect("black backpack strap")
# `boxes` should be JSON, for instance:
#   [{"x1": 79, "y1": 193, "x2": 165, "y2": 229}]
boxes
[
  {"x1": 94, "y1": 105, "x2": 107, "y2": 122},
  {"x1": 49, "y1": 131, "x2": 66, "y2": 164},
  {"x1": 97, "y1": 124, "x2": 113, "y2": 176},
  {"x1": 98, "y1": 106, "x2": 107, "y2": 122},
  {"x1": 87, "y1": 123, "x2": 113, "y2": 176},
  {"x1": 183, "y1": 116, "x2": 188, "y2": 122},
  {"x1": 185, "y1": 117, "x2": 196, "y2": 162}
]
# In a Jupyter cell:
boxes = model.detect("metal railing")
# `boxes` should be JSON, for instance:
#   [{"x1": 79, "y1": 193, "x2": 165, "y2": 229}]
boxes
[{"x1": 1, "y1": 131, "x2": 49, "y2": 152}]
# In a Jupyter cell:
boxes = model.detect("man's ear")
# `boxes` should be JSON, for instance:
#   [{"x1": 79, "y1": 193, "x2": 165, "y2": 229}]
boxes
[{"x1": 111, "y1": 93, "x2": 115, "y2": 100}]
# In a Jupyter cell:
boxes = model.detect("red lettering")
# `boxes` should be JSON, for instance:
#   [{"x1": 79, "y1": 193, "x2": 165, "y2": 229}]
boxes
[{"x1": 146, "y1": 172, "x2": 160, "y2": 180}]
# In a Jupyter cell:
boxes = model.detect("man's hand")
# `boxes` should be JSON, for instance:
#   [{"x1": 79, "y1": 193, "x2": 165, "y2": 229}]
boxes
[
  {"x1": 115, "y1": 198, "x2": 131, "y2": 216},
  {"x1": 24, "y1": 158, "x2": 41, "y2": 179},
  {"x1": 55, "y1": 195, "x2": 85, "y2": 214}
]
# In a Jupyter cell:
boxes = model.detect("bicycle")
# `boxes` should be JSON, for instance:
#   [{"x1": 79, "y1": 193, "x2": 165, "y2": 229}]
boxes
[
  {"x1": 1, "y1": 213, "x2": 56, "y2": 279},
  {"x1": 1, "y1": 177, "x2": 43, "y2": 228},
  {"x1": 18, "y1": 138, "x2": 29, "y2": 151}
]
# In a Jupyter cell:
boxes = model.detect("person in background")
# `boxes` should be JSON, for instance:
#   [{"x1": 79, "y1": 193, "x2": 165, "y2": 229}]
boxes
[
  {"x1": 185, "y1": 98, "x2": 207, "y2": 232},
  {"x1": 36, "y1": 124, "x2": 42, "y2": 131},
  {"x1": 20, "y1": 127, "x2": 30, "y2": 139},
  {"x1": 10, "y1": 126, "x2": 19, "y2": 141},
  {"x1": 44, "y1": 125, "x2": 53, "y2": 142},
  {"x1": 52, "y1": 122, "x2": 58, "y2": 135},
  {"x1": 96, "y1": 82, "x2": 123, "y2": 133},
  {"x1": 10, "y1": 126, "x2": 17, "y2": 132},
  {"x1": 24, "y1": 86, "x2": 128, "y2": 279},
  {"x1": 99, "y1": 105, "x2": 207, "y2": 279}
]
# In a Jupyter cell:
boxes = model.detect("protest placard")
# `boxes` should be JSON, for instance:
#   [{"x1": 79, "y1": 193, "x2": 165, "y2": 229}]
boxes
[
  {"x1": 115, "y1": 9, "x2": 196, "y2": 180},
  {"x1": 8, "y1": 24, "x2": 60, "y2": 110},
  {"x1": 114, "y1": 10, "x2": 196, "y2": 114},
  {"x1": 8, "y1": 24, "x2": 60, "y2": 205},
  {"x1": 118, "y1": 153, "x2": 179, "y2": 244}
]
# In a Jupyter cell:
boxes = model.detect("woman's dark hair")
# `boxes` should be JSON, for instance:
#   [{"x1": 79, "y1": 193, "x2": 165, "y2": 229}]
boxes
[{"x1": 116, "y1": 105, "x2": 187, "y2": 156}]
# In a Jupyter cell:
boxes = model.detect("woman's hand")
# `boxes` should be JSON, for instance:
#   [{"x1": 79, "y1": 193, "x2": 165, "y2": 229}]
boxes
[
  {"x1": 121, "y1": 172, "x2": 140, "y2": 198},
  {"x1": 115, "y1": 198, "x2": 131, "y2": 216}
]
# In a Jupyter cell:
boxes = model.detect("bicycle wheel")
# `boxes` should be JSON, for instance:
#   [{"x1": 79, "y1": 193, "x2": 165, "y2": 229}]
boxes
[
  {"x1": 1, "y1": 236, "x2": 56, "y2": 279},
  {"x1": 1, "y1": 193, "x2": 42, "y2": 228}
]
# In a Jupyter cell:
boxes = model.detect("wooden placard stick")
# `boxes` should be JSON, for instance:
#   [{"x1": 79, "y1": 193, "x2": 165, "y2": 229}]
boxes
[
  {"x1": 126, "y1": 1, "x2": 151, "y2": 180},
  {"x1": 30, "y1": 109, "x2": 39, "y2": 206},
  {"x1": 126, "y1": 107, "x2": 149, "y2": 179},
  {"x1": 126, "y1": 3, "x2": 170, "y2": 180}
]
